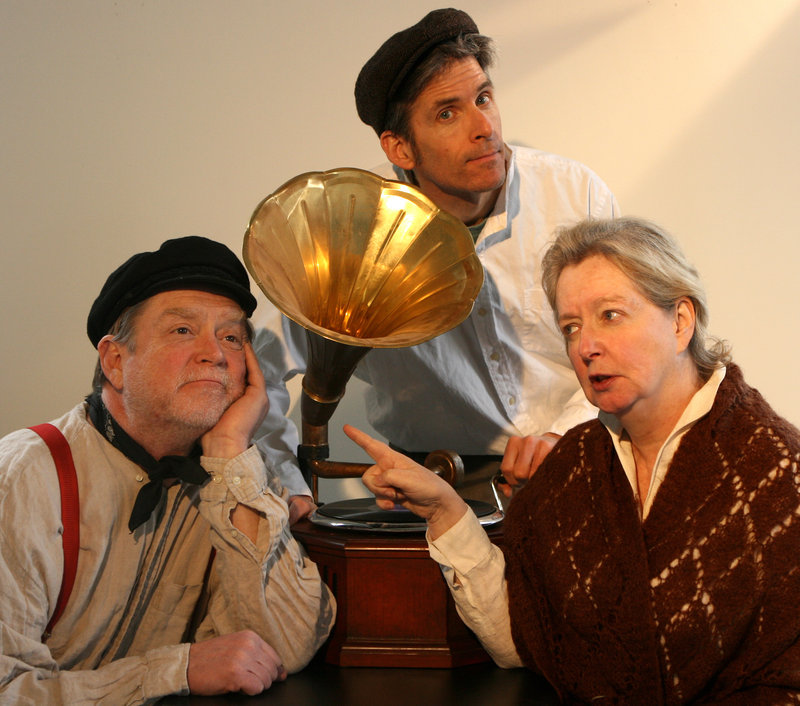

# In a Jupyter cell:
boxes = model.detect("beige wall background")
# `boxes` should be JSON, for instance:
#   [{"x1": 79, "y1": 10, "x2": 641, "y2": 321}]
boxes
[{"x1": 2, "y1": 1, "x2": 798, "y2": 495}]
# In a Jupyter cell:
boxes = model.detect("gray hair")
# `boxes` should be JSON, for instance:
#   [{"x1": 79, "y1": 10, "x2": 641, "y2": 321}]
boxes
[
  {"x1": 91, "y1": 300, "x2": 145, "y2": 392},
  {"x1": 541, "y1": 217, "x2": 730, "y2": 380},
  {"x1": 383, "y1": 32, "x2": 496, "y2": 142}
]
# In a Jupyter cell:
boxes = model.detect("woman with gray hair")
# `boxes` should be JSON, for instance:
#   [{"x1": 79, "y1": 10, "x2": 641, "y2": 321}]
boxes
[{"x1": 346, "y1": 217, "x2": 800, "y2": 703}]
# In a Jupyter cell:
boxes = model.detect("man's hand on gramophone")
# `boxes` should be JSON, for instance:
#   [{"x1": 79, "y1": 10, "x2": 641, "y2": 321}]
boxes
[
  {"x1": 498, "y1": 433, "x2": 561, "y2": 497},
  {"x1": 287, "y1": 495, "x2": 316, "y2": 524},
  {"x1": 344, "y1": 424, "x2": 469, "y2": 541}
]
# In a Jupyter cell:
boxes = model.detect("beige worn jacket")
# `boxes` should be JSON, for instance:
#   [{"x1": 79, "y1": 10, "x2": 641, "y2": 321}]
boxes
[{"x1": 0, "y1": 403, "x2": 335, "y2": 704}]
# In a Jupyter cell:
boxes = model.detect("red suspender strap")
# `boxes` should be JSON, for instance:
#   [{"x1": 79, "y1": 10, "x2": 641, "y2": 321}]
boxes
[{"x1": 29, "y1": 423, "x2": 80, "y2": 636}]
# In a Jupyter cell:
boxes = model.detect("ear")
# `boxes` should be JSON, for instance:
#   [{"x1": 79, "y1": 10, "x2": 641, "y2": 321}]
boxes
[
  {"x1": 97, "y1": 335, "x2": 126, "y2": 390},
  {"x1": 380, "y1": 130, "x2": 416, "y2": 171},
  {"x1": 673, "y1": 297, "x2": 696, "y2": 353}
]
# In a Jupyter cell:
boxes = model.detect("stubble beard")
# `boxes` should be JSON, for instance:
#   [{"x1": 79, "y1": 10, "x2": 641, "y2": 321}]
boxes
[
  {"x1": 411, "y1": 139, "x2": 507, "y2": 204},
  {"x1": 125, "y1": 373, "x2": 245, "y2": 446}
]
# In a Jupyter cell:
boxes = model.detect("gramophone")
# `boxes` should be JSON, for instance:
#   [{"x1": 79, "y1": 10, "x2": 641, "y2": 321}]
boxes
[{"x1": 243, "y1": 168, "x2": 502, "y2": 666}]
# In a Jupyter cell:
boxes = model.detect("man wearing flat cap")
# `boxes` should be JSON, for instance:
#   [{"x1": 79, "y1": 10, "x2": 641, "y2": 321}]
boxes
[
  {"x1": 0, "y1": 236, "x2": 334, "y2": 703},
  {"x1": 254, "y1": 8, "x2": 619, "y2": 506}
]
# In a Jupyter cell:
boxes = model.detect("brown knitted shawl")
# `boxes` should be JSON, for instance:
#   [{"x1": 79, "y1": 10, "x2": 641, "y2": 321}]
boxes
[{"x1": 504, "y1": 364, "x2": 800, "y2": 705}]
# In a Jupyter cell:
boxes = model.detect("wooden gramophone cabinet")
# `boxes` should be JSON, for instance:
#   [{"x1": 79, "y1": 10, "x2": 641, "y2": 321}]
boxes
[{"x1": 293, "y1": 519, "x2": 503, "y2": 668}]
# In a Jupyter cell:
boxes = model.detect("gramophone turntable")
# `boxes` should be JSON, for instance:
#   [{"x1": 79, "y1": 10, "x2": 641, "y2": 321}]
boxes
[{"x1": 243, "y1": 168, "x2": 502, "y2": 666}]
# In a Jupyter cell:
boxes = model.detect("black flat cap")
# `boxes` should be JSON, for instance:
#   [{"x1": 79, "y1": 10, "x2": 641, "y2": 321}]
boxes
[
  {"x1": 355, "y1": 8, "x2": 479, "y2": 135},
  {"x1": 87, "y1": 236, "x2": 257, "y2": 347}
]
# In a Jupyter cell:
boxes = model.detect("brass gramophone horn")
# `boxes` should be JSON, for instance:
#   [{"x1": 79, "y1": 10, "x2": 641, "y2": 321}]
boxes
[{"x1": 243, "y1": 168, "x2": 484, "y2": 498}]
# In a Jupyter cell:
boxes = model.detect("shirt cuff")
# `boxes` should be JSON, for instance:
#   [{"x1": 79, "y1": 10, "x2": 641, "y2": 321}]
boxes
[
  {"x1": 201, "y1": 445, "x2": 270, "y2": 503},
  {"x1": 142, "y1": 643, "x2": 190, "y2": 699},
  {"x1": 428, "y1": 508, "x2": 494, "y2": 575}
]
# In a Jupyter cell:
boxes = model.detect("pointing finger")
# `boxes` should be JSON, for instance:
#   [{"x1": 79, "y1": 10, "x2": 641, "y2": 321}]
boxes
[{"x1": 343, "y1": 424, "x2": 394, "y2": 463}]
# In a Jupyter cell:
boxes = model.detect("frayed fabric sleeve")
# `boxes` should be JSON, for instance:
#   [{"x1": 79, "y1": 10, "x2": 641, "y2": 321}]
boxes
[
  {"x1": 428, "y1": 510, "x2": 523, "y2": 668},
  {"x1": 196, "y1": 446, "x2": 335, "y2": 672}
]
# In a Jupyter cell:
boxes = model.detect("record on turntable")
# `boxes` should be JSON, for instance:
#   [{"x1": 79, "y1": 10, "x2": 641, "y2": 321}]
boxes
[{"x1": 311, "y1": 497, "x2": 503, "y2": 533}]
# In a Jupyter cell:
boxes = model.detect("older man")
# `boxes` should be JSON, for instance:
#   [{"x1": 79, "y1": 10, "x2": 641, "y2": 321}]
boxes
[
  {"x1": 0, "y1": 236, "x2": 334, "y2": 703},
  {"x1": 254, "y1": 8, "x2": 619, "y2": 510}
]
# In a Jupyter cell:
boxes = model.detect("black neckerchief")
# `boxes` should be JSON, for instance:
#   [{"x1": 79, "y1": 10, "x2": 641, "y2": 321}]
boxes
[{"x1": 85, "y1": 392, "x2": 208, "y2": 531}]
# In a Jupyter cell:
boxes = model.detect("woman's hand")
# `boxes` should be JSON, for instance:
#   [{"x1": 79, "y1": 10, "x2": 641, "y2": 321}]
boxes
[{"x1": 344, "y1": 424, "x2": 469, "y2": 540}]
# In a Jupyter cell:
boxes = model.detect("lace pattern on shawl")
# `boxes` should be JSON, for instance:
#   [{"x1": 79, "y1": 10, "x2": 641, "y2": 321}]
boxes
[{"x1": 504, "y1": 365, "x2": 800, "y2": 704}]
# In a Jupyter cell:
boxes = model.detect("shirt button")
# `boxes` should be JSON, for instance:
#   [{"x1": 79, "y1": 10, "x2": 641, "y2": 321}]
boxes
[
  {"x1": 489, "y1": 352, "x2": 500, "y2": 362},
  {"x1": 135, "y1": 474, "x2": 144, "y2": 483},
  {"x1": 232, "y1": 476, "x2": 241, "y2": 485},
  {"x1": 477, "y1": 307, "x2": 488, "y2": 316},
  {"x1": 508, "y1": 396, "x2": 516, "y2": 406}
]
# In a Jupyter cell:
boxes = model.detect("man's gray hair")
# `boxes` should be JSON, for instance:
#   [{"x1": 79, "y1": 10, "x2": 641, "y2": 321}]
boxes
[{"x1": 91, "y1": 301, "x2": 145, "y2": 392}]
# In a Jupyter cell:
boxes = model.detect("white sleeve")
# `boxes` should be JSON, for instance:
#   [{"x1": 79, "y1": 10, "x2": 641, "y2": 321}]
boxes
[
  {"x1": 0, "y1": 640, "x2": 190, "y2": 705},
  {"x1": 251, "y1": 312, "x2": 311, "y2": 498},
  {"x1": 428, "y1": 511, "x2": 523, "y2": 668}
]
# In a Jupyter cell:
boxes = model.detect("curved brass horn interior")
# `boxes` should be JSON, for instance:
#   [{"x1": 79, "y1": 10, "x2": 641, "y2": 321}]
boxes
[
  {"x1": 243, "y1": 168, "x2": 484, "y2": 499},
  {"x1": 243, "y1": 167, "x2": 484, "y2": 348}
]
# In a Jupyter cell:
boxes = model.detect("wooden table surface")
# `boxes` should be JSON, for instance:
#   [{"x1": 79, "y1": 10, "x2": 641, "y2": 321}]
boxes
[{"x1": 159, "y1": 656, "x2": 560, "y2": 705}]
